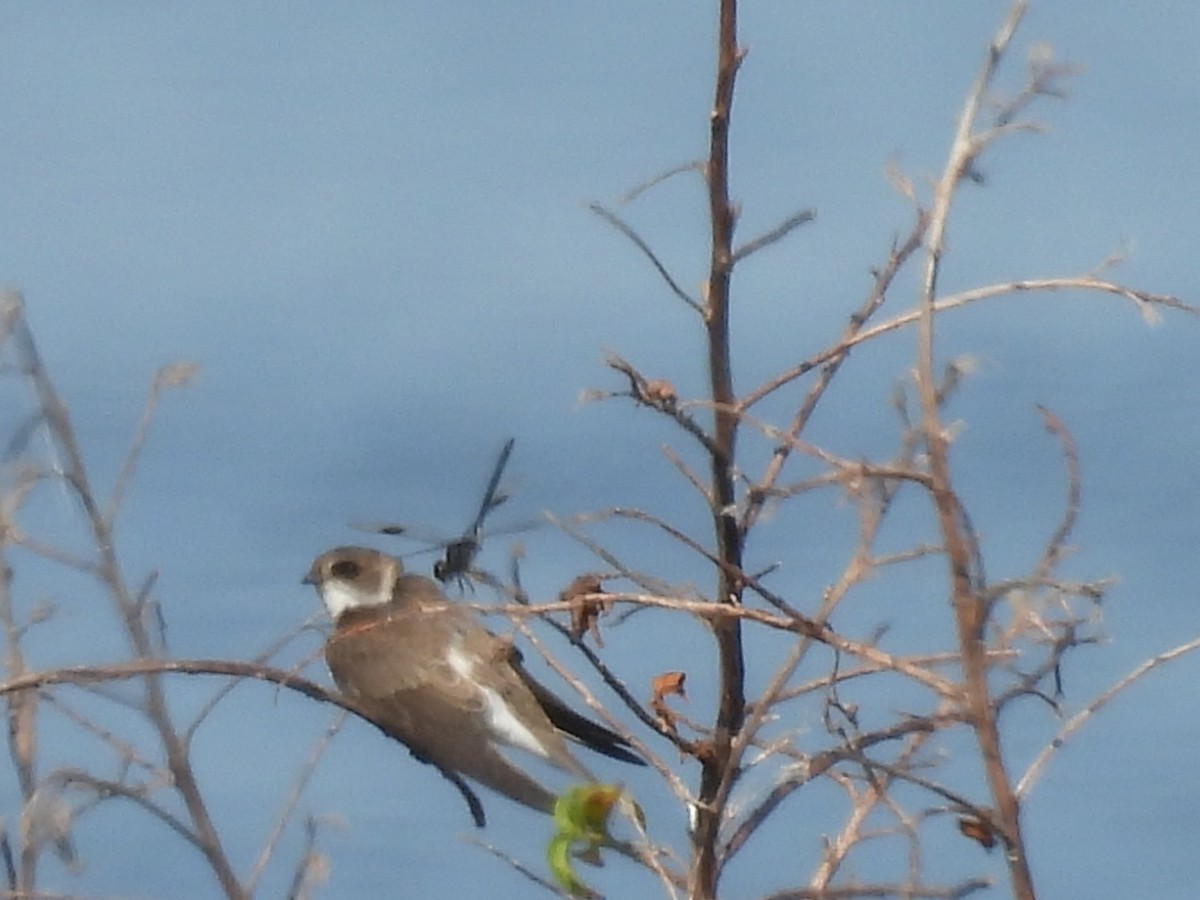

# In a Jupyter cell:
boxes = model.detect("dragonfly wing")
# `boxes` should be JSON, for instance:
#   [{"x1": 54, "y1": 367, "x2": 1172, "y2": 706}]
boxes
[{"x1": 467, "y1": 437, "x2": 516, "y2": 536}]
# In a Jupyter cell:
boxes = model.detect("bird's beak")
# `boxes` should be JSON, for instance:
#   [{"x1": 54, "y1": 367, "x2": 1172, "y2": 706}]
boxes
[{"x1": 302, "y1": 572, "x2": 317, "y2": 586}]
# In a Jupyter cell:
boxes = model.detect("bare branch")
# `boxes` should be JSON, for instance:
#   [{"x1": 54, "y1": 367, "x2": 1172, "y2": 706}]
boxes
[
  {"x1": 1017, "y1": 634, "x2": 1200, "y2": 798},
  {"x1": 913, "y1": 3, "x2": 1036, "y2": 895},
  {"x1": 184, "y1": 612, "x2": 326, "y2": 747},
  {"x1": 246, "y1": 713, "x2": 346, "y2": 894},
  {"x1": 618, "y1": 160, "x2": 706, "y2": 205},
  {"x1": 739, "y1": 209, "x2": 929, "y2": 539},
  {"x1": 0, "y1": 658, "x2": 486, "y2": 828},
  {"x1": 603, "y1": 354, "x2": 715, "y2": 452},
  {"x1": 731, "y1": 208, "x2": 816, "y2": 264},
  {"x1": 63, "y1": 767, "x2": 194, "y2": 845},
  {"x1": 104, "y1": 361, "x2": 198, "y2": 525},
  {"x1": 465, "y1": 836, "x2": 568, "y2": 897},
  {"x1": 1028, "y1": 405, "x2": 1081, "y2": 590},
  {"x1": 284, "y1": 816, "x2": 332, "y2": 900},
  {"x1": 587, "y1": 203, "x2": 702, "y2": 313},
  {"x1": 761, "y1": 879, "x2": 991, "y2": 900}
]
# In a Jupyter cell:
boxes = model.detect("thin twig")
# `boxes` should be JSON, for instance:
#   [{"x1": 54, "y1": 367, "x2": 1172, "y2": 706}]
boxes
[
  {"x1": 466, "y1": 837, "x2": 569, "y2": 897},
  {"x1": 1017, "y1": 634, "x2": 1200, "y2": 797},
  {"x1": 587, "y1": 203, "x2": 702, "y2": 313},
  {"x1": 284, "y1": 817, "x2": 330, "y2": 900},
  {"x1": 104, "y1": 362, "x2": 198, "y2": 526},
  {"x1": 618, "y1": 160, "x2": 706, "y2": 205},
  {"x1": 1028, "y1": 405, "x2": 1081, "y2": 590},
  {"x1": 246, "y1": 712, "x2": 346, "y2": 894},
  {"x1": 13, "y1": 312, "x2": 248, "y2": 898},
  {"x1": 184, "y1": 612, "x2": 326, "y2": 747},
  {"x1": 62, "y1": 769, "x2": 195, "y2": 844},
  {"x1": 761, "y1": 878, "x2": 991, "y2": 900},
  {"x1": 731, "y1": 209, "x2": 816, "y2": 264}
]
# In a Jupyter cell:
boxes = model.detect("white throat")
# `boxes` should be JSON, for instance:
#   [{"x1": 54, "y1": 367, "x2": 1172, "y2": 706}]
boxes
[{"x1": 322, "y1": 578, "x2": 391, "y2": 621}]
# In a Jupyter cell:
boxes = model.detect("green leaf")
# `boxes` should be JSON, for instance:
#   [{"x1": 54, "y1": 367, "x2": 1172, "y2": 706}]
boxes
[{"x1": 546, "y1": 784, "x2": 627, "y2": 898}]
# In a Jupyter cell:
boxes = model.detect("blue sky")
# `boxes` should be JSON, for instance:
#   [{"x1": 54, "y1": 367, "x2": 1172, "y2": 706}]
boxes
[{"x1": 1, "y1": 2, "x2": 1198, "y2": 897}]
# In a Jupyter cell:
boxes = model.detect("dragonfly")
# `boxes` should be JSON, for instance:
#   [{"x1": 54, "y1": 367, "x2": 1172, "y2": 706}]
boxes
[{"x1": 356, "y1": 438, "x2": 531, "y2": 588}]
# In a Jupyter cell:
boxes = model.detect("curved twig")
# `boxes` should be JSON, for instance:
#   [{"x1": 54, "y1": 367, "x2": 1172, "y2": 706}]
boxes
[
  {"x1": 587, "y1": 203, "x2": 701, "y2": 313},
  {"x1": 0, "y1": 660, "x2": 487, "y2": 829}
]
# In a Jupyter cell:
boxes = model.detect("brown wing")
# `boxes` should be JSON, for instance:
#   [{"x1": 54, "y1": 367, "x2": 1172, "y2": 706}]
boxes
[
  {"x1": 327, "y1": 601, "x2": 477, "y2": 702},
  {"x1": 390, "y1": 574, "x2": 590, "y2": 778},
  {"x1": 325, "y1": 605, "x2": 558, "y2": 814}
]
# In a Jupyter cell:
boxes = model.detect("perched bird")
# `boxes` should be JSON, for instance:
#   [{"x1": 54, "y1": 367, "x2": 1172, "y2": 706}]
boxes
[{"x1": 304, "y1": 546, "x2": 643, "y2": 821}]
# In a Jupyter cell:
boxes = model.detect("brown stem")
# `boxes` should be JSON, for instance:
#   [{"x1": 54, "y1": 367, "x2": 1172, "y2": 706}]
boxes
[
  {"x1": 16, "y1": 316, "x2": 246, "y2": 900},
  {"x1": 913, "y1": 4, "x2": 1036, "y2": 896},
  {"x1": 690, "y1": 1, "x2": 746, "y2": 897},
  {"x1": 0, "y1": 550, "x2": 38, "y2": 891}
]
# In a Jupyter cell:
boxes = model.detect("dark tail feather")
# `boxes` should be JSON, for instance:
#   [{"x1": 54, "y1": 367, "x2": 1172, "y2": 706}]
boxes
[{"x1": 511, "y1": 660, "x2": 646, "y2": 766}]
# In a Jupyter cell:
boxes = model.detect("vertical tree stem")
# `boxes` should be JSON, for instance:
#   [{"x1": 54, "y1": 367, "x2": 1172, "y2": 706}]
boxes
[{"x1": 691, "y1": 1, "x2": 747, "y2": 897}]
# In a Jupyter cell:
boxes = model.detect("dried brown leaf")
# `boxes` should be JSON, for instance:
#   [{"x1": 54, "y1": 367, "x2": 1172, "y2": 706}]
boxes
[
  {"x1": 643, "y1": 378, "x2": 678, "y2": 409},
  {"x1": 958, "y1": 816, "x2": 997, "y2": 851},
  {"x1": 560, "y1": 573, "x2": 610, "y2": 645},
  {"x1": 651, "y1": 671, "x2": 687, "y2": 703}
]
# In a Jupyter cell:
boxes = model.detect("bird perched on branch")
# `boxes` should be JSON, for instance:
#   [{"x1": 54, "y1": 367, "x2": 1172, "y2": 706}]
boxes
[{"x1": 304, "y1": 546, "x2": 643, "y2": 824}]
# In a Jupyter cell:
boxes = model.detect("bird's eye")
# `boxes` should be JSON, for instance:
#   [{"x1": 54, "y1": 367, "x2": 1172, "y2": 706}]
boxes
[{"x1": 331, "y1": 560, "x2": 360, "y2": 579}]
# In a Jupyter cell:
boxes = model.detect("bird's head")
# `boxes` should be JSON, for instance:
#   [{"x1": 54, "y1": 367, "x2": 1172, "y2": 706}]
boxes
[{"x1": 304, "y1": 546, "x2": 401, "y2": 621}]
